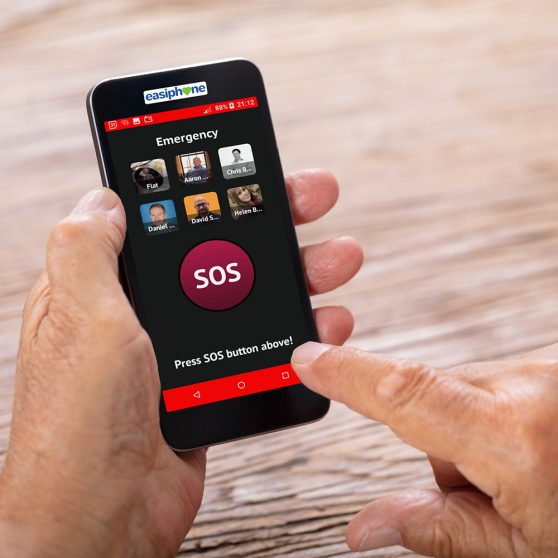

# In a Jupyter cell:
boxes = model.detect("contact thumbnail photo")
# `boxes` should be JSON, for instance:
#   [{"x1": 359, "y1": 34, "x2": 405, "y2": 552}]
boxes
[
  {"x1": 184, "y1": 192, "x2": 221, "y2": 226},
  {"x1": 227, "y1": 185, "x2": 264, "y2": 220},
  {"x1": 218, "y1": 143, "x2": 256, "y2": 180},
  {"x1": 131, "y1": 159, "x2": 170, "y2": 195},
  {"x1": 176, "y1": 151, "x2": 212, "y2": 185},
  {"x1": 139, "y1": 200, "x2": 179, "y2": 235}
]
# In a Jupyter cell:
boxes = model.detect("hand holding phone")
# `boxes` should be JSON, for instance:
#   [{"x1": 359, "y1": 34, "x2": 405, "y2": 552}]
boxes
[{"x1": 0, "y1": 170, "x2": 360, "y2": 556}]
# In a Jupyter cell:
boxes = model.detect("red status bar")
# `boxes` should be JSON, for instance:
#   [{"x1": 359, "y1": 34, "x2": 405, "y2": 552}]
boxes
[
  {"x1": 104, "y1": 96, "x2": 259, "y2": 132},
  {"x1": 162, "y1": 363, "x2": 300, "y2": 412}
]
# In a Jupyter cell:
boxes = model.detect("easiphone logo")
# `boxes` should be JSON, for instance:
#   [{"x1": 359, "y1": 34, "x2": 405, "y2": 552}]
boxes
[{"x1": 143, "y1": 81, "x2": 208, "y2": 105}]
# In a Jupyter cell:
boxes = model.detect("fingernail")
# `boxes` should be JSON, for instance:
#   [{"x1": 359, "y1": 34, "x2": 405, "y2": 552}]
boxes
[
  {"x1": 73, "y1": 188, "x2": 117, "y2": 214},
  {"x1": 292, "y1": 342, "x2": 330, "y2": 365},
  {"x1": 359, "y1": 527, "x2": 402, "y2": 551}
]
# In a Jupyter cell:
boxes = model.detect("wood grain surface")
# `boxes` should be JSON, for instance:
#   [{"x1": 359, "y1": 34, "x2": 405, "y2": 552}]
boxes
[{"x1": 2, "y1": 1, "x2": 558, "y2": 556}]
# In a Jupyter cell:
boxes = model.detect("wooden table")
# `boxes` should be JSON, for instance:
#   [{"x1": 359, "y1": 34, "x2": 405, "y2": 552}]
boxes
[{"x1": 2, "y1": 1, "x2": 558, "y2": 556}]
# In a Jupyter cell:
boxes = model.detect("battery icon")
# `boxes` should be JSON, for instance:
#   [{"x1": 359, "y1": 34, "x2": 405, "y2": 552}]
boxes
[{"x1": 229, "y1": 102, "x2": 235, "y2": 109}]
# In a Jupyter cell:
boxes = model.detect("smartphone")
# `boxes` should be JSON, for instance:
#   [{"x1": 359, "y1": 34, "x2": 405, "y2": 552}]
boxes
[{"x1": 87, "y1": 59, "x2": 329, "y2": 450}]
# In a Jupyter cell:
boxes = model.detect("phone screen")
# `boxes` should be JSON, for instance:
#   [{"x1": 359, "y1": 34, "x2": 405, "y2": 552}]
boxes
[{"x1": 88, "y1": 60, "x2": 328, "y2": 449}]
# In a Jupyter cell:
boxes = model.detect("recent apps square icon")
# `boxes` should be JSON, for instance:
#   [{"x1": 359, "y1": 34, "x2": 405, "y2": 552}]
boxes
[
  {"x1": 131, "y1": 159, "x2": 170, "y2": 195},
  {"x1": 218, "y1": 143, "x2": 256, "y2": 180},
  {"x1": 140, "y1": 200, "x2": 178, "y2": 236}
]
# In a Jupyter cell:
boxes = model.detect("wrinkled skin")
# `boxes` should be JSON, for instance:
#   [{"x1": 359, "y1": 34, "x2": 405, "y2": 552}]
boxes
[
  {"x1": 0, "y1": 169, "x2": 363, "y2": 558},
  {"x1": 292, "y1": 341, "x2": 558, "y2": 557}
]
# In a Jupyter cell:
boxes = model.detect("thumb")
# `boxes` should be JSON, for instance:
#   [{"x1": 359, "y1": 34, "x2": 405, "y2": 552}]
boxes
[
  {"x1": 46, "y1": 188, "x2": 126, "y2": 307},
  {"x1": 346, "y1": 489, "x2": 524, "y2": 557}
]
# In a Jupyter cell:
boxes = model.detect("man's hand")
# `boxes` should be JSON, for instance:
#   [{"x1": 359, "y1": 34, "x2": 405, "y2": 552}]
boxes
[
  {"x1": 0, "y1": 169, "x2": 363, "y2": 558},
  {"x1": 292, "y1": 342, "x2": 558, "y2": 557}
]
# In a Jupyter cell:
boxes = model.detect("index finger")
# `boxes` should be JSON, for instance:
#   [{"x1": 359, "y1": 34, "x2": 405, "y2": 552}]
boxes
[
  {"x1": 291, "y1": 342, "x2": 496, "y2": 469},
  {"x1": 285, "y1": 169, "x2": 339, "y2": 224}
]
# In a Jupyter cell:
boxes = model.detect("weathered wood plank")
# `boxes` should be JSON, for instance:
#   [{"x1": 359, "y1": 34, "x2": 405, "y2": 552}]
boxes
[{"x1": 2, "y1": 1, "x2": 558, "y2": 556}]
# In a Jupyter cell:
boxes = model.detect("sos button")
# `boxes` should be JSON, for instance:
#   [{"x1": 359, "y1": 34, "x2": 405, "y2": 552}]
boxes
[{"x1": 179, "y1": 240, "x2": 255, "y2": 310}]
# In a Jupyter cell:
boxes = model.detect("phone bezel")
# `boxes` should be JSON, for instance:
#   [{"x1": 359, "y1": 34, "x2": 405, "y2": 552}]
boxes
[{"x1": 87, "y1": 59, "x2": 329, "y2": 451}]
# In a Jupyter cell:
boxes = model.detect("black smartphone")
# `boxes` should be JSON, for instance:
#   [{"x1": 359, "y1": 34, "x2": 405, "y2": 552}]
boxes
[{"x1": 87, "y1": 59, "x2": 329, "y2": 450}]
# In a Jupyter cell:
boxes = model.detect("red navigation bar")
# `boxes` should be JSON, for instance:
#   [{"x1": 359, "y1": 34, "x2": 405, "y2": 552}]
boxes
[
  {"x1": 104, "y1": 96, "x2": 259, "y2": 132},
  {"x1": 162, "y1": 363, "x2": 300, "y2": 412}
]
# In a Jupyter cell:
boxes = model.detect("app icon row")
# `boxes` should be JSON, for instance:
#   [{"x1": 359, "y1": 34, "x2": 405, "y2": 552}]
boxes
[
  {"x1": 141, "y1": 185, "x2": 265, "y2": 236},
  {"x1": 131, "y1": 143, "x2": 256, "y2": 195}
]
